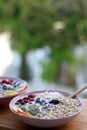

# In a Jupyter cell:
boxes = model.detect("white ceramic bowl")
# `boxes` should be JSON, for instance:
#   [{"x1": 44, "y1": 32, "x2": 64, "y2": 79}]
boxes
[
  {"x1": 0, "y1": 77, "x2": 29, "y2": 107},
  {"x1": 9, "y1": 90, "x2": 83, "y2": 128}
]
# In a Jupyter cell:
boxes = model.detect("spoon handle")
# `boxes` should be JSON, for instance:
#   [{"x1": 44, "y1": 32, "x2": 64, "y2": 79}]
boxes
[{"x1": 69, "y1": 84, "x2": 87, "y2": 98}]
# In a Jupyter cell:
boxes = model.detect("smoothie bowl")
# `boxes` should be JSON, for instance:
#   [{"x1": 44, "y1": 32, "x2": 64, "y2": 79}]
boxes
[
  {"x1": 0, "y1": 77, "x2": 29, "y2": 107},
  {"x1": 9, "y1": 90, "x2": 83, "y2": 127}
]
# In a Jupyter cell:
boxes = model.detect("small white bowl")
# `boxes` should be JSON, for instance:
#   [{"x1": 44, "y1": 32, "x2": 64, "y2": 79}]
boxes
[{"x1": 9, "y1": 90, "x2": 83, "y2": 128}]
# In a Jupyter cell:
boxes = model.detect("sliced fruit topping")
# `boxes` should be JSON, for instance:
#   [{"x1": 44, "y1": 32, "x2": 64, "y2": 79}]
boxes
[{"x1": 28, "y1": 104, "x2": 40, "y2": 116}]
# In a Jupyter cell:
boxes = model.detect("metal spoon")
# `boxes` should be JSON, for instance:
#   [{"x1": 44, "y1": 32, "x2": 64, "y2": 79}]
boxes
[{"x1": 69, "y1": 84, "x2": 87, "y2": 98}]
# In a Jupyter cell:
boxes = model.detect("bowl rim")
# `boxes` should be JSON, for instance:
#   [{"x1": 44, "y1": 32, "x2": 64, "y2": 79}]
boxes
[
  {"x1": 0, "y1": 76, "x2": 29, "y2": 99},
  {"x1": 9, "y1": 89, "x2": 83, "y2": 121}
]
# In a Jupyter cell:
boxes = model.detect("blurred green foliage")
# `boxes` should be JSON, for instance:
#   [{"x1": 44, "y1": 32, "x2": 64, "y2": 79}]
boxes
[
  {"x1": 41, "y1": 0, "x2": 87, "y2": 83},
  {"x1": 41, "y1": 60, "x2": 57, "y2": 82},
  {"x1": 0, "y1": 0, "x2": 87, "y2": 83},
  {"x1": 0, "y1": 0, "x2": 58, "y2": 80}
]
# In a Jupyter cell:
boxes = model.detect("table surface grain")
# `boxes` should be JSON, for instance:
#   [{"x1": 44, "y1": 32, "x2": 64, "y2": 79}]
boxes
[{"x1": 0, "y1": 99, "x2": 87, "y2": 130}]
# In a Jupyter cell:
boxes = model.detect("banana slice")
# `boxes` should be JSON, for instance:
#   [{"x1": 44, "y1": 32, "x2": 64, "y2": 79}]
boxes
[{"x1": 4, "y1": 90, "x2": 18, "y2": 96}]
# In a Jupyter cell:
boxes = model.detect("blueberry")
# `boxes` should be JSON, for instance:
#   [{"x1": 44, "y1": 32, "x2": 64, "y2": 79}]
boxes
[
  {"x1": 35, "y1": 100, "x2": 40, "y2": 104},
  {"x1": 35, "y1": 98, "x2": 40, "y2": 103},
  {"x1": 49, "y1": 100, "x2": 60, "y2": 105},
  {"x1": 12, "y1": 81, "x2": 16, "y2": 85},
  {"x1": 12, "y1": 81, "x2": 20, "y2": 87},
  {"x1": 16, "y1": 82, "x2": 21, "y2": 86},
  {"x1": 42, "y1": 100, "x2": 45, "y2": 102},
  {"x1": 43, "y1": 102, "x2": 47, "y2": 105},
  {"x1": 12, "y1": 82, "x2": 17, "y2": 87},
  {"x1": 20, "y1": 101, "x2": 25, "y2": 105},
  {"x1": 41, "y1": 100, "x2": 47, "y2": 105},
  {"x1": 13, "y1": 82, "x2": 21, "y2": 87},
  {"x1": 2, "y1": 84, "x2": 7, "y2": 90},
  {"x1": 15, "y1": 102, "x2": 20, "y2": 105},
  {"x1": 28, "y1": 102, "x2": 32, "y2": 104},
  {"x1": 39, "y1": 102, "x2": 43, "y2": 105},
  {"x1": 35, "y1": 98, "x2": 47, "y2": 105},
  {"x1": 36, "y1": 98, "x2": 40, "y2": 101},
  {"x1": 35, "y1": 98, "x2": 42, "y2": 105}
]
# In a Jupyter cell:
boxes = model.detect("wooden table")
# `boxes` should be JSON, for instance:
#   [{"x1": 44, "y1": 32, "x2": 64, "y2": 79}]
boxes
[{"x1": 0, "y1": 99, "x2": 87, "y2": 130}]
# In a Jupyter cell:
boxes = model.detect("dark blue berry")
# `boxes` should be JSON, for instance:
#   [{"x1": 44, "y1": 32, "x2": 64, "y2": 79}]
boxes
[
  {"x1": 15, "y1": 102, "x2": 20, "y2": 105},
  {"x1": 35, "y1": 98, "x2": 47, "y2": 105},
  {"x1": 35, "y1": 98, "x2": 40, "y2": 102},
  {"x1": 14, "y1": 85, "x2": 17, "y2": 87},
  {"x1": 28, "y1": 102, "x2": 32, "y2": 104},
  {"x1": 49, "y1": 100, "x2": 60, "y2": 105},
  {"x1": 42, "y1": 100, "x2": 45, "y2": 102},
  {"x1": 12, "y1": 82, "x2": 17, "y2": 87},
  {"x1": 41, "y1": 100, "x2": 47, "y2": 105},
  {"x1": 37, "y1": 98, "x2": 40, "y2": 101},
  {"x1": 12, "y1": 81, "x2": 16, "y2": 85},
  {"x1": 35, "y1": 100, "x2": 40, "y2": 104},
  {"x1": 35, "y1": 98, "x2": 42, "y2": 104},
  {"x1": 2, "y1": 84, "x2": 7, "y2": 90},
  {"x1": 39, "y1": 102, "x2": 43, "y2": 105},
  {"x1": 20, "y1": 101, "x2": 25, "y2": 105},
  {"x1": 12, "y1": 81, "x2": 19, "y2": 87},
  {"x1": 17, "y1": 82, "x2": 21, "y2": 86},
  {"x1": 15, "y1": 82, "x2": 21, "y2": 86}
]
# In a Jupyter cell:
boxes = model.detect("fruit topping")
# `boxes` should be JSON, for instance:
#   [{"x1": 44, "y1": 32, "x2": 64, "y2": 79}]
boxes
[
  {"x1": 49, "y1": 100, "x2": 60, "y2": 105},
  {"x1": 35, "y1": 98, "x2": 47, "y2": 105},
  {"x1": 17, "y1": 99, "x2": 23, "y2": 103},
  {"x1": 15, "y1": 102, "x2": 20, "y2": 105},
  {"x1": 28, "y1": 104, "x2": 40, "y2": 116},
  {"x1": 2, "y1": 84, "x2": 7, "y2": 90},
  {"x1": 29, "y1": 98, "x2": 35, "y2": 101},
  {"x1": 20, "y1": 101, "x2": 25, "y2": 105},
  {"x1": 35, "y1": 98, "x2": 41, "y2": 104},
  {"x1": 28, "y1": 94, "x2": 36, "y2": 98},
  {"x1": 23, "y1": 97, "x2": 29, "y2": 101},
  {"x1": 15, "y1": 99, "x2": 25, "y2": 105},
  {"x1": 1, "y1": 79, "x2": 14, "y2": 84}
]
